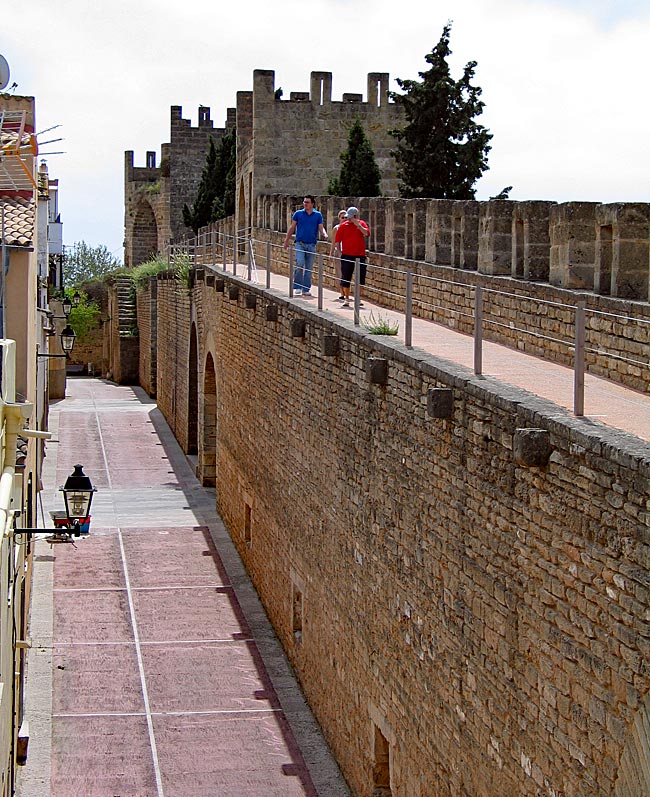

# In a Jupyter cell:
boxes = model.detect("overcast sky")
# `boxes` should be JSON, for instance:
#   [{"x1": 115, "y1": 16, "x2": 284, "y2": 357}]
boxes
[{"x1": 3, "y1": 0, "x2": 649, "y2": 260}]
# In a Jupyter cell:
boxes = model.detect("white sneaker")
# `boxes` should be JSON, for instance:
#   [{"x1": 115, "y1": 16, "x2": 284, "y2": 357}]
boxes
[
  {"x1": 301, "y1": 291, "x2": 313, "y2": 297},
  {"x1": 294, "y1": 289, "x2": 302, "y2": 296},
  {"x1": 342, "y1": 300, "x2": 350, "y2": 307}
]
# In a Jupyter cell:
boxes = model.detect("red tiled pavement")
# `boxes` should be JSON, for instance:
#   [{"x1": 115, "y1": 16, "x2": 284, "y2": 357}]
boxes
[{"x1": 20, "y1": 380, "x2": 337, "y2": 797}]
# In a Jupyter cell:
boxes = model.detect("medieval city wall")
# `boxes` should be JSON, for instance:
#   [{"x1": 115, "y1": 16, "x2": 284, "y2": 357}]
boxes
[{"x1": 149, "y1": 266, "x2": 650, "y2": 797}]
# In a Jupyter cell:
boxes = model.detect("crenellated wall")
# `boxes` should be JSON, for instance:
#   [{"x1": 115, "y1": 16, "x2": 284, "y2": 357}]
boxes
[{"x1": 146, "y1": 266, "x2": 650, "y2": 797}]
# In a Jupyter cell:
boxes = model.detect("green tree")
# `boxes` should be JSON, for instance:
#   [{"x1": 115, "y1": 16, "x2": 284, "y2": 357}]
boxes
[
  {"x1": 390, "y1": 23, "x2": 492, "y2": 199},
  {"x1": 64, "y1": 288, "x2": 101, "y2": 342},
  {"x1": 63, "y1": 241, "x2": 121, "y2": 286},
  {"x1": 328, "y1": 119, "x2": 382, "y2": 196},
  {"x1": 183, "y1": 131, "x2": 236, "y2": 233}
]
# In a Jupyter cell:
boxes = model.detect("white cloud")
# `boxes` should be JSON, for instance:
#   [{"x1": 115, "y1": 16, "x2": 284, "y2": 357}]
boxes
[{"x1": 2, "y1": 0, "x2": 649, "y2": 254}]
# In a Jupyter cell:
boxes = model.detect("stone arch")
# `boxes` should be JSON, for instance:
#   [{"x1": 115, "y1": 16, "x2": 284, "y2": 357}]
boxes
[
  {"x1": 198, "y1": 351, "x2": 217, "y2": 487},
  {"x1": 187, "y1": 323, "x2": 198, "y2": 455},
  {"x1": 132, "y1": 199, "x2": 159, "y2": 266},
  {"x1": 614, "y1": 692, "x2": 650, "y2": 796}
]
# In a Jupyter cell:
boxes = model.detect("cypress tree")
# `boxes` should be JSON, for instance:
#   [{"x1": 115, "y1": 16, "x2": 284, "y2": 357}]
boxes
[
  {"x1": 183, "y1": 131, "x2": 236, "y2": 233},
  {"x1": 328, "y1": 119, "x2": 382, "y2": 196},
  {"x1": 390, "y1": 23, "x2": 493, "y2": 199}
]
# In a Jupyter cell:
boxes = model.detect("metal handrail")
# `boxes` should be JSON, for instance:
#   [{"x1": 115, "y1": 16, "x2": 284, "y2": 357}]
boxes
[{"x1": 187, "y1": 230, "x2": 650, "y2": 416}]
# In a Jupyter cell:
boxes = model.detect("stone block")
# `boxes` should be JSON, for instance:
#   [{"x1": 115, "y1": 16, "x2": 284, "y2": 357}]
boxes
[
  {"x1": 205, "y1": 273, "x2": 215, "y2": 287},
  {"x1": 513, "y1": 428, "x2": 552, "y2": 467},
  {"x1": 215, "y1": 278, "x2": 225, "y2": 292},
  {"x1": 228, "y1": 285, "x2": 240, "y2": 301},
  {"x1": 366, "y1": 357, "x2": 388, "y2": 385},
  {"x1": 245, "y1": 293, "x2": 257, "y2": 310},
  {"x1": 322, "y1": 335, "x2": 340, "y2": 357},
  {"x1": 427, "y1": 388, "x2": 454, "y2": 418},
  {"x1": 195, "y1": 268, "x2": 205, "y2": 282},
  {"x1": 290, "y1": 318, "x2": 306, "y2": 338},
  {"x1": 265, "y1": 304, "x2": 279, "y2": 322}
]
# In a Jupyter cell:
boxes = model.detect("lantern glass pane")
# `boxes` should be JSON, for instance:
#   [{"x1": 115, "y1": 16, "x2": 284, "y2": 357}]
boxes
[{"x1": 67, "y1": 491, "x2": 89, "y2": 518}]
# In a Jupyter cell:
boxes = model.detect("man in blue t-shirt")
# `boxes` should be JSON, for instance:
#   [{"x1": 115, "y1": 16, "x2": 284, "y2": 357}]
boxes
[{"x1": 283, "y1": 195, "x2": 328, "y2": 296}]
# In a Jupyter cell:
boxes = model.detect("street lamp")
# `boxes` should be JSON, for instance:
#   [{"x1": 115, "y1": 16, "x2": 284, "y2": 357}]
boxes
[
  {"x1": 72, "y1": 291, "x2": 81, "y2": 307},
  {"x1": 60, "y1": 464, "x2": 96, "y2": 534},
  {"x1": 12, "y1": 464, "x2": 97, "y2": 543},
  {"x1": 61, "y1": 296, "x2": 72, "y2": 316},
  {"x1": 60, "y1": 324, "x2": 76, "y2": 354}
]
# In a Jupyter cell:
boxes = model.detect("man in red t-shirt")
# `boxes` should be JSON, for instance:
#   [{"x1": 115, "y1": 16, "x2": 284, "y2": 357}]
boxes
[{"x1": 333, "y1": 206, "x2": 370, "y2": 307}]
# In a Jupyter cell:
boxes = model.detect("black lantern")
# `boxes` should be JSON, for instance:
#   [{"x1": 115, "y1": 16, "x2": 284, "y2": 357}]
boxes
[
  {"x1": 61, "y1": 464, "x2": 96, "y2": 532},
  {"x1": 72, "y1": 291, "x2": 81, "y2": 307},
  {"x1": 61, "y1": 324, "x2": 76, "y2": 354},
  {"x1": 61, "y1": 296, "x2": 72, "y2": 316}
]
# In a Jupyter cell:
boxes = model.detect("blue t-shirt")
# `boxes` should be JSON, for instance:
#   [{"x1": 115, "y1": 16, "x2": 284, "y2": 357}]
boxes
[{"x1": 292, "y1": 209, "x2": 323, "y2": 244}]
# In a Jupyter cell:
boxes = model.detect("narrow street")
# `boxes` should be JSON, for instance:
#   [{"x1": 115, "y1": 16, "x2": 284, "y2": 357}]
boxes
[{"x1": 18, "y1": 378, "x2": 348, "y2": 797}]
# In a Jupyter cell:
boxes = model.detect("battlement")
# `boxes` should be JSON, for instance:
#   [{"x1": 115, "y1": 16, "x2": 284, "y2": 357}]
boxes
[
  {"x1": 252, "y1": 69, "x2": 392, "y2": 108},
  {"x1": 124, "y1": 150, "x2": 161, "y2": 184}
]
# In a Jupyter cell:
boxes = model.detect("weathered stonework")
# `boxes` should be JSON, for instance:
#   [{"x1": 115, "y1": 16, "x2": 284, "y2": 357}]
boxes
[{"x1": 147, "y1": 267, "x2": 650, "y2": 797}]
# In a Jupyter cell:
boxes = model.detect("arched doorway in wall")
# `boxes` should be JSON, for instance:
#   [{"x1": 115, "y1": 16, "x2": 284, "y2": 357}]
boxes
[
  {"x1": 132, "y1": 199, "x2": 158, "y2": 266},
  {"x1": 187, "y1": 325, "x2": 198, "y2": 455},
  {"x1": 614, "y1": 692, "x2": 650, "y2": 796},
  {"x1": 198, "y1": 352, "x2": 217, "y2": 487}
]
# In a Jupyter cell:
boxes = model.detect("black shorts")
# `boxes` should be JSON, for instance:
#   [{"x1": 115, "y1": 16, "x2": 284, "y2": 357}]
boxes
[{"x1": 340, "y1": 255, "x2": 367, "y2": 288}]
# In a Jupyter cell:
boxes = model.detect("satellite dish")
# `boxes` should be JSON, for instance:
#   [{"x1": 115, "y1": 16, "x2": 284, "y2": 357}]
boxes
[{"x1": 0, "y1": 56, "x2": 10, "y2": 92}]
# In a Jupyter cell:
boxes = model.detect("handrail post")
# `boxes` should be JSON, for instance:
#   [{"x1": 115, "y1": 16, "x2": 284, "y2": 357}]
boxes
[
  {"x1": 574, "y1": 299, "x2": 586, "y2": 416},
  {"x1": 233, "y1": 230, "x2": 238, "y2": 276},
  {"x1": 405, "y1": 270, "x2": 413, "y2": 348},
  {"x1": 223, "y1": 232, "x2": 227, "y2": 271},
  {"x1": 247, "y1": 238, "x2": 252, "y2": 281},
  {"x1": 353, "y1": 257, "x2": 360, "y2": 325},
  {"x1": 474, "y1": 286, "x2": 483, "y2": 375},
  {"x1": 266, "y1": 241, "x2": 271, "y2": 289},
  {"x1": 317, "y1": 253, "x2": 324, "y2": 311},
  {"x1": 289, "y1": 246, "x2": 294, "y2": 297}
]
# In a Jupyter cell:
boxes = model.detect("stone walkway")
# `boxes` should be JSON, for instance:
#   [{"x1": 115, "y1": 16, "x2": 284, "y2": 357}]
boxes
[
  {"x1": 250, "y1": 265, "x2": 650, "y2": 444},
  {"x1": 18, "y1": 379, "x2": 349, "y2": 797}
]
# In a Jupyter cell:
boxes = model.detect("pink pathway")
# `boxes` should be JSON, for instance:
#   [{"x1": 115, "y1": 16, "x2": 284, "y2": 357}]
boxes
[{"x1": 30, "y1": 379, "x2": 338, "y2": 797}]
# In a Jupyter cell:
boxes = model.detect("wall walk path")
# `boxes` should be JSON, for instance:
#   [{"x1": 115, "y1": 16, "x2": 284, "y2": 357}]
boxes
[
  {"x1": 255, "y1": 266, "x2": 650, "y2": 443},
  {"x1": 18, "y1": 378, "x2": 349, "y2": 797}
]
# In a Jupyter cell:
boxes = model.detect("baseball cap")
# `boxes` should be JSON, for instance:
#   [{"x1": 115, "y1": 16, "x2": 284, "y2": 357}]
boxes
[{"x1": 346, "y1": 206, "x2": 359, "y2": 218}]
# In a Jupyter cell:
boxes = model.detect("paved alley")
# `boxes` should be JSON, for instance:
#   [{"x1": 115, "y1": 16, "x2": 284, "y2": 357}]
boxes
[{"x1": 18, "y1": 378, "x2": 349, "y2": 797}]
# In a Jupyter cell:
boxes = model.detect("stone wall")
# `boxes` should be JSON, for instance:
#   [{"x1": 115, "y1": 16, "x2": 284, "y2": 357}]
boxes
[
  {"x1": 136, "y1": 277, "x2": 157, "y2": 397},
  {"x1": 155, "y1": 273, "x2": 192, "y2": 450},
  {"x1": 252, "y1": 194, "x2": 650, "y2": 304},
  {"x1": 151, "y1": 267, "x2": 650, "y2": 797},
  {"x1": 106, "y1": 279, "x2": 139, "y2": 384}
]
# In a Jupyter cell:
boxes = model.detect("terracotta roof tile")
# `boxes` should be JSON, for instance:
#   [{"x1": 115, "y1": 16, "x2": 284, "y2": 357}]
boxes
[{"x1": 0, "y1": 195, "x2": 35, "y2": 246}]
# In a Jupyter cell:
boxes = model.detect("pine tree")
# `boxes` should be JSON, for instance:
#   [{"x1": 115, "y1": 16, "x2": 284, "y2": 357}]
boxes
[
  {"x1": 390, "y1": 23, "x2": 492, "y2": 199},
  {"x1": 328, "y1": 119, "x2": 382, "y2": 196},
  {"x1": 183, "y1": 131, "x2": 236, "y2": 233}
]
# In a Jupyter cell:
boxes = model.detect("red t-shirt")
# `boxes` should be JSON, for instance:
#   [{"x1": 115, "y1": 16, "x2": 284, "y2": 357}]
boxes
[{"x1": 335, "y1": 219, "x2": 370, "y2": 257}]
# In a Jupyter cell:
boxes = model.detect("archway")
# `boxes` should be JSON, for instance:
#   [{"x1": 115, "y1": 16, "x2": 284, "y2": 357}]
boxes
[
  {"x1": 614, "y1": 692, "x2": 650, "y2": 796},
  {"x1": 131, "y1": 199, "x2": 158, "y2": 266},
  {"x1": 198, "y1": 352, "x2": 217, "y2": 487},
  {"x1": 187, "y1": 325, "x2": 198, "y2": 455}
]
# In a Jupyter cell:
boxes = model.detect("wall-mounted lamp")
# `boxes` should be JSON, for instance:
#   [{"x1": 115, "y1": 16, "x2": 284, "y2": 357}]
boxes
[
  {"x1": 61, "y1": 324, "x2": 76, "y2": 353},
  {"x1": 61, "y1": 296, "x2": 72, "y2": 317},
  {"x1": 13, "y1": 464, "x2": 97, "y2": 543},
  {"x1": 72, "y1": 291, "x2": 81, "y2": 307},
  {"x1": 37, "y1": 324, "x2": 77, "y2": 358}
]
